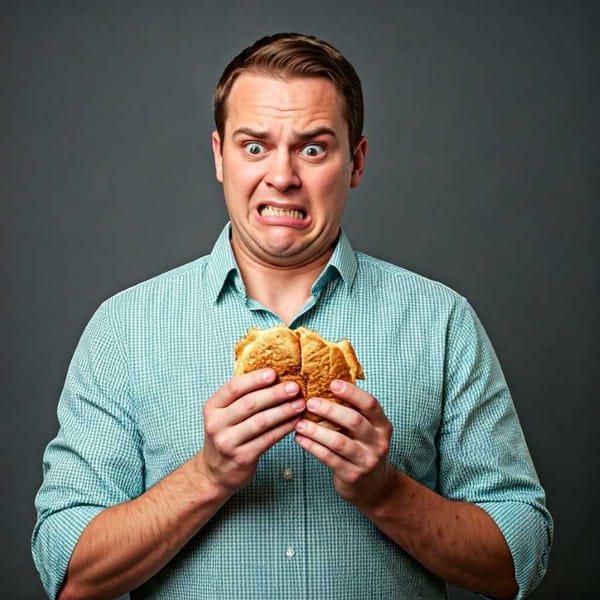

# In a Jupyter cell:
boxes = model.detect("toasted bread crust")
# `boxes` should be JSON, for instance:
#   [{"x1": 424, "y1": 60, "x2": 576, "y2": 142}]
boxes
[
  {"x1": 234, "y1": 326, "x2": 306, "y2": 391},
  {"x1": 234, "y1": 326, "x2": 365, "y2": 429}
]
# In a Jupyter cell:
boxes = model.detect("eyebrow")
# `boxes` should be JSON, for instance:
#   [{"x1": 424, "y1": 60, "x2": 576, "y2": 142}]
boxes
[
  {"x1": 295, "y1": 127, "x2": 337, "y2": 141},
  {"x1": 231, "y1": 126, "x2": 337, "y2": 141}
]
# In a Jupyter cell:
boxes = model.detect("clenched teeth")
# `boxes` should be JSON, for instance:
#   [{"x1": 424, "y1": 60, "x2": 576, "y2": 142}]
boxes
[{"x1": 260, "y1": 206, "x2": 305, "y2": 219}]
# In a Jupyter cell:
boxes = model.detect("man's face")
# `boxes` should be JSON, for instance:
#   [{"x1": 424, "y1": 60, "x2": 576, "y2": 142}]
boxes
[{"x1": 212, "y1": 73, "x2": 367, "y2": 269}]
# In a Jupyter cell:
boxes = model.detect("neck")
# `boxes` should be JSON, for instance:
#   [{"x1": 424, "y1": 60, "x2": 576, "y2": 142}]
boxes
[{"x1": 232, "y1": 245, "x2": 333, "y2": 325}]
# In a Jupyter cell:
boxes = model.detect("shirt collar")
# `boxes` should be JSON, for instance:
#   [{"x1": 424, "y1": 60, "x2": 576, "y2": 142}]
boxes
[
  {"x1": 205, "y1": 223, "x2": 358, "y2": 304},
  {"x1": 310, "y1": 229, "x2": 357, "y2": 296},
  {"x1": 205, "y1": 223, "x2": 241, "y2": 304}
]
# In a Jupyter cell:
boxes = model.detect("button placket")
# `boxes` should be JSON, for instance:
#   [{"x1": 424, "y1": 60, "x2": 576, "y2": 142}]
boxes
[{"x1": 277, "y1": 437, "x2": 305, "y2": 589}]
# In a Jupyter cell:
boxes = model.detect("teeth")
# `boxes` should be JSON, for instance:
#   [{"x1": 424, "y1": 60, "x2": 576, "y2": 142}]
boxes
[{"x1": 261, "y1": 206, "x2": 304, "y2": 220}]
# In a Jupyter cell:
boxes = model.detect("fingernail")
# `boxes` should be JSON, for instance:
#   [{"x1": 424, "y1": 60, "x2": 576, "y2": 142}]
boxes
[
  {"x1": 292, "y1": 399, "x2": 305, "y2": 410},
  {"x1": 331, "y1": 380, "x2": 344, "y2": 392},
  {"x1": 296, "y1": 420, "x2": 305, "y2": 432},
  {"x1": 262, "y1": 369, "x2": 275, "y2": 381},
  {"x1": 284, "y1": 381, "x2": 299, "y2": 394},
  {"x1": 307, "y1": 398, "x2": 320, "y2": 411}
]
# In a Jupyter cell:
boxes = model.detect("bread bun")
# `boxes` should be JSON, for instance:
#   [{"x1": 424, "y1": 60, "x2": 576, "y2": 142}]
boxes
[{"x1": 234, "y1": 326, "x2": 364, "y2": 429}]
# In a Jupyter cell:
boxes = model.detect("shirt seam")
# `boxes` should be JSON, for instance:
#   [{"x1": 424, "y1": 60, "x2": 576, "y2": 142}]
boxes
[
  {"x1": 101, "y1": 299, "x2": 140, "y2": 443},
  {"x1": 354, "y1": 252, "x2": 465, "y2": 299},
  {"x1": 109, "y1": 255, "x2": 211, "y2": 302}
]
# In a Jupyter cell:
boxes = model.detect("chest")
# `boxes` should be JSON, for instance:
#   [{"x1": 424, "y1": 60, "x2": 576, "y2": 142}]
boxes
[{"x1": 130, "y1": 300, "x2": 446, "y2": 488}]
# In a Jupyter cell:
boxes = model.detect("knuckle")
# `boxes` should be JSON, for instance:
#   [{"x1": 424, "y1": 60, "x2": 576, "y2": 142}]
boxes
[
  {"x1": 364, "y1": 394, "x2": 377, "y2": 411},
  {"x1": 203, "y1": 397, "x2": 217, "y2": 417},
  {"x1": 214, "y1": 433, "x2": 234, "y2": 456},
  {"x1": 227, "y1": 377, "x2": 244, "y2": 398},
  {"x1": 364, "y1": 455, "x2": 378, "y2": 471},
  {"x1": 264, "y1": 429, "x2": 278, "y2": 447},
  {"x1": 302, "y1": 420, "x2": 315, "y2": 436},
  {"x1": 315, "y1": 399, "x2": 329, "y2": 415},
  {"x1": 345, "y1": 469, "x2": 361, "y2": 484},
  {"x1": 252, "y1": 410, "x2": 268, "y2": 432},
  {"x1": 378, "y1": 437, "x2": 390, "y2": 457},
  {"x1": 321, "y1": 447, "x2": 335, "y2": 465},
  {"x1": 242, "y1": 393, "x2": 256, "y2": 412},
  {"x1": 204, "y1": 418, "x2": 218, "y2": 438},
  {"x1": 332, "y1": 434, "x2": 347, "y2": 453},
  {"x1": 350, "y1": 411, "x2": 364, "y2": 429},
  {"x1": 269, "y1": 384, "x2": 286, "y2": 405}
]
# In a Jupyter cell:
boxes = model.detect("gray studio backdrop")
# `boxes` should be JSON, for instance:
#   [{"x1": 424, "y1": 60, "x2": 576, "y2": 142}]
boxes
[{"x1": 3, "y1": 1, "x2": 598, "y2": 598}]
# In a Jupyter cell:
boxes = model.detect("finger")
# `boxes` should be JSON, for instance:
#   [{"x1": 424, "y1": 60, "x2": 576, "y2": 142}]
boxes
[
  {"x1": 240, "y1": 416, "x2": 303, "y2": 459},
  {"x1": 209, "y1": 369, "x2": 277, "y2": 409},
  {"x1": 328, "y1": 380, "x2": 389, "y2": 426},
  {"x1": 228, "y1": 380, "x2": 303, "y2": 426},
  {"x1": 231, "y1": 394, "x2": 306, "y2": 445},
  {"x1": 294, "y1": 430, "x2": 358, "y2": 478},
  {"x1": 295, "y1": 417, "x2": 364, "y2": 464},
  {"x1": 305, "y1": 397, "x2": 371, "y2": 438}
]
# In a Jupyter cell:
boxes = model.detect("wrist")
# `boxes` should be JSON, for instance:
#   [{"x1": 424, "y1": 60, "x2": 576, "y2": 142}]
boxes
[
  {"x1": 361, "y1": 466, "x2": 409, "y2": 518},
  {"x1": 186, "y1": 452, "x2": 235, "y2": 505}
]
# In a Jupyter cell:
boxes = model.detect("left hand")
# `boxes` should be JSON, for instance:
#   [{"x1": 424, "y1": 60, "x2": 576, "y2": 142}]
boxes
[{"x1": 294, "y1": 379, "x2": 396, "y2": 510}]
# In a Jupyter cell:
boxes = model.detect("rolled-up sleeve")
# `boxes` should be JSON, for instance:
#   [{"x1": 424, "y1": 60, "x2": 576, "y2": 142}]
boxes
[
  {"x1": 438, "y1": 298, "x2": 553, "y2": 598},
  {"x1": 32, "y1": 301, "x2": 143, "y2": 599}
]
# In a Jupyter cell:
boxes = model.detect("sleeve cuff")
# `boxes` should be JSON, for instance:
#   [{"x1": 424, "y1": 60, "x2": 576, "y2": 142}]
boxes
[
  {"x1": 478, "y1": 501, "x2": 552, "y2": 599},
  {"x1": 32, "y1": 505, "x2": 104, "y2": 599}
]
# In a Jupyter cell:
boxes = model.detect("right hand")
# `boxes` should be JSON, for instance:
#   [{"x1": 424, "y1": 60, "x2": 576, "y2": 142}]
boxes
[{"x1": 195, "y1": 368, "x2": 305, "y2": 496}]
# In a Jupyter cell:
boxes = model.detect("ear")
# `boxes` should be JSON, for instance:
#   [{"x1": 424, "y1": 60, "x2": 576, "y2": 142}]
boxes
[
  {"x1": 211, "y1": 130, "x2": 224, "y2": 183},
  {"x1": 350, "y1": 136, "x2": 368, "y2": 188}
]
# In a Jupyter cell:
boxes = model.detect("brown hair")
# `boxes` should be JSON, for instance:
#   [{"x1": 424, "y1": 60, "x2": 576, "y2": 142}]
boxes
[{"x1": 213, "y1": 33, "x2": 364, "y2": 150}]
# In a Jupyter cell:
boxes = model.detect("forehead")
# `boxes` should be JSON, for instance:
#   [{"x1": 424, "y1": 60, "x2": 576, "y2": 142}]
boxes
[{"x1": 224, "y1": 73, "x2": 347, "y2": 132}]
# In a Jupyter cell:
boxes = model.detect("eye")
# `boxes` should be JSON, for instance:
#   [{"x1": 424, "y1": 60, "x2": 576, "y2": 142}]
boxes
[
  {"x1": 244, "y1": 142, "x2": 265, "y2": 156},
  {"x1": 300, "y1": 143, "x2": 325, "y2": 158}
]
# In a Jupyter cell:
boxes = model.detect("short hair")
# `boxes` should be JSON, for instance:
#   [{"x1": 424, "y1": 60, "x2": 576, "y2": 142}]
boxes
[{"x1": 213, "y1": 33, "x2": 364, "y2": 150}]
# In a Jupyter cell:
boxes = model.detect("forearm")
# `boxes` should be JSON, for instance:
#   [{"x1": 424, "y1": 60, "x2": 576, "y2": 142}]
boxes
[
  {"x1": 58, "y1": 452, "x2": 230, "y2": 600},
  {"x1": 364, "y1": 468, "x2": 518, "y2": 600}
]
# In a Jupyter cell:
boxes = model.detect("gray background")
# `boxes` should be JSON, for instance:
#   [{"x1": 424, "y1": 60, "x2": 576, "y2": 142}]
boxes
[{"x1": 3, "y1": 1, "x2": 598, "y2": 598}]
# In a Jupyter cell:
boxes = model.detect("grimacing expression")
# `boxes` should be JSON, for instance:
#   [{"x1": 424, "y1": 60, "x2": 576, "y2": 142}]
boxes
[{"x1": 212, "y1": 73, "x2": 367, "y2": 270}]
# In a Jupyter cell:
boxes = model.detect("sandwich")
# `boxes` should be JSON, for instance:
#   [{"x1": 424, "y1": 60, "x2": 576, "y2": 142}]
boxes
[{"x1": 234, "y1": 325, "x2": 365, "y2": 429}]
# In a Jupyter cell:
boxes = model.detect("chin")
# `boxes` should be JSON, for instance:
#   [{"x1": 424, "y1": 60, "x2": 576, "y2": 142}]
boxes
[
  {"x1": 260, "y1": 245, "x2": 301, "y2": 262},
  {"x1": 260, "y1": 233, "x2": 305, "y2": 255}
]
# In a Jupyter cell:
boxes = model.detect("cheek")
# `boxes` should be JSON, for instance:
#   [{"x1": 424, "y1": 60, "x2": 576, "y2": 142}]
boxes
[
  {"x1": 311, "y1": 166, "x2": 351, "y2": 204},
  {"x1": 223, "y1": 161, "x2": 263, "y2": 194},
  {"x1": 223, "y1": 163, "x2": 260, "y2": 202}
]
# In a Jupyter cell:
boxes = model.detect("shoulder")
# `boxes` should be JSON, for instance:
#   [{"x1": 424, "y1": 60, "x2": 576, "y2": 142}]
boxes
[
  {"x1": 353, "y1": 251, "x2": 466, "y2": 311},
  {"x1": 99, "y1": 254, "x2": 211, "y2": 323}
]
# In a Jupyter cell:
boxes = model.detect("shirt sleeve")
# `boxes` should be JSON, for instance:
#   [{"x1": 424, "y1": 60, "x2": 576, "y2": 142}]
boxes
[
  {"x1": 437, "y1": 297, "x2": 553, "y2": 599},
  {"x1": 31, "y1": 300, "x2": 144, "y2": 599}
]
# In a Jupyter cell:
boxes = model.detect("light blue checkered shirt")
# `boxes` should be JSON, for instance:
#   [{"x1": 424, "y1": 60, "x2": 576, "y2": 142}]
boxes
[{"x1": 33, "y1": 224, "x2": 552, "y2": 599}]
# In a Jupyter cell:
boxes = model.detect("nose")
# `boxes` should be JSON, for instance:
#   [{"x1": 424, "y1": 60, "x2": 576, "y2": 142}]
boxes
[{"x1": 264, "y1": 149, "x2": 301, "y2": 191}]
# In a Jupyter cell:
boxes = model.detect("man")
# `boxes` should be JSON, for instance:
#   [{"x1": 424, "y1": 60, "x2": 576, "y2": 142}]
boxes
[{"x1": 33, "y1": 33, "x2": 552, "y2": 599}]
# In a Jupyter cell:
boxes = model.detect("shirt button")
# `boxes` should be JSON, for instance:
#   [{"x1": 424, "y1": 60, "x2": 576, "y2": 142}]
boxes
[
  {"x1": 285, "y1": 546, "x2": 296, "y2": 559},
  {"x1": 283, "y1": 467, "x2": 293, "y2": 480}
]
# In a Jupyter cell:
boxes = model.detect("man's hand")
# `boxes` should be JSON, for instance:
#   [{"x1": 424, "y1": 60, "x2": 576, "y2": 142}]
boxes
[
  {"x1": 56, "y1": 369, "x2": 304, "y2": 600},
  {"x1": 294, "y1": 379, "x2": 395, "y2": 509},
  {"x1": 196, "y1": 368, "x2": 306, "y2": 496},
  {"x1": 294, "y1": 380, "x2": 518, "y2": 599}
]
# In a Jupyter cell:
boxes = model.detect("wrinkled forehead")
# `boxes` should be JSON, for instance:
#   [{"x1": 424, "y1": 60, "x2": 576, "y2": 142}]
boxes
[{"x1": 223, "y1": 73, "x2": 347, "y2": 133}]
